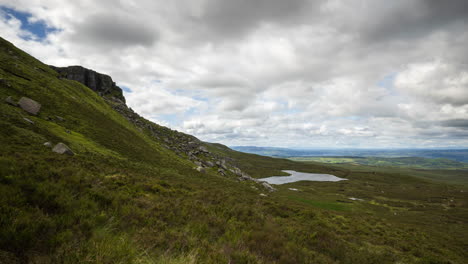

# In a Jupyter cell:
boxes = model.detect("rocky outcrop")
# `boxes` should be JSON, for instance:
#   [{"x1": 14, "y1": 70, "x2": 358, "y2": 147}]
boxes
[{"x1": 50, "y1": 65, "x2": 125, "y2": 103}]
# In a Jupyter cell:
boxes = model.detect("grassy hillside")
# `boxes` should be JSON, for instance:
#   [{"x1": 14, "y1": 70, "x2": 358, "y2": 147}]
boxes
[{"x1": 1, "y1": 37, "x2": 467, "y2": 263}]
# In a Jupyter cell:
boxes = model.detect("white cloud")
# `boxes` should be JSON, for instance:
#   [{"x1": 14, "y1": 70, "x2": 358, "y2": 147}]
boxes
[
  {"x1": 1, "y1": 0, "x2": 468, "y2": 148},
  {"x1": 395, "y1": 61, "x2": 468, "y2": 106}
]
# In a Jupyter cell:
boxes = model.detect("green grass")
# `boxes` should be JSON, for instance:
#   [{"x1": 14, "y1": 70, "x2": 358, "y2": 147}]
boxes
[
  {"x1": 287, "y1": 196, "x2": 349, "y2": 211},
  {"x1": 1, "y1": 36, "x2": 467, "y2": 263}
]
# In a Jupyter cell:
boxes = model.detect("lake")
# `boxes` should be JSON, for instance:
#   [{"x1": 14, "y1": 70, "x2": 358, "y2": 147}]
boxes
[{"x1": 259, "y1": 170, "x2": 347, "y2": 185}]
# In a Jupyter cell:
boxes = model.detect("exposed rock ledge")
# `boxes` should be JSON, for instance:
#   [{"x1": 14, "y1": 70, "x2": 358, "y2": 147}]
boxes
[{"x1": 50, "y1": 65, "x2": 125, "y2": 103}]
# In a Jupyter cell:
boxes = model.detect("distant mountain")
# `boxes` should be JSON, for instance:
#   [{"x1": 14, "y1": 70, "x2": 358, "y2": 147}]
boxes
[{"x1": 232, "y1": 146, "x2": 468, "y2": 162}]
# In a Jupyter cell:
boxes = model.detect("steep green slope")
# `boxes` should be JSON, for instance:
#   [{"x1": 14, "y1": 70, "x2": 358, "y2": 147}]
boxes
[{"x1": 1, "y1": 37, "x2": 467, "y2": 264}]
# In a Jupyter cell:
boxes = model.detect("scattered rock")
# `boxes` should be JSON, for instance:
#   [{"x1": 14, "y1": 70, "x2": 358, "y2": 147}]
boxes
[
  {"x1": 4, "y1": 96, "x2": 18, "y2": 106},
  {"x1": 52, "y1": 143, "x2": 74, "y2": 156},
  {"x1": 198, "y1": 146, "x2": 209, "y2": 153},
  {"x1": 348, "y1": 197, "x2": 364, "y2": 201},
  {"x1": 218, "y1": 168, "x2": 226, "y2": 176},
  {"x1": 196, "y1": 166, "x2": 205, "y2": 173},
  {"x1": 239, "y1": 173, "x2": 258, "y2": 182},
  {"x1": 238, "y1": 175, "x2": 250, "y2": 181},
  {"x1": 259, "y1": 193, "x2": 267, "y2": 197},
  {"x1": 288, "y1": 188, "x2": 299, "y2": 191},
  {"x1": 55, "y1": 116, "x2": 65, "y2": 121},
  {"x1": 261, "y1": 182, "x2": 276, "y2": 192},
  {"x1": 43, "y1": 142, "x2": 53, "y2": 147},
  {"x1": 18, "y1": 97, "x2": 41, "y2": 115},
  {"x1": 218, "y1": 159, "x2": 228, "y2": 170},
  {"x1": 204, "y1": 160, "x2": 215, "y2": 167},
  {"x1": 187, "y1": 141, "x2": 198, "y2": 149},
  {"x1": 230, "y1": 167, "x2": 243, "y2": 176},
  {"x1": 23, "y1": 117, "x2": 34, "y2": 124}
]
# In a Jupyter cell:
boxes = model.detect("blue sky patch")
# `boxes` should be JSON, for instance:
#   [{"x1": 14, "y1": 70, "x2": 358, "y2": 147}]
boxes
[
  {"x1": 157, "y1": 113, "x2": 179, "y2": 125},
  {"x1": 0, "y1": 6, "x2": 58, "y2": 40},
  {"x1": 120, "y1": 85, "x2": 133, "y2": 93},
  {"x1": 377, "y1": 73, "x2": 396, "y2": 89}
]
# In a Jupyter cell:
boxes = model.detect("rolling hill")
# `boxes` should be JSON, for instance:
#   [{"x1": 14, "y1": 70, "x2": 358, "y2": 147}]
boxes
[{"x1": 1, "y1": 36, "x2": 467, "y2": 264}]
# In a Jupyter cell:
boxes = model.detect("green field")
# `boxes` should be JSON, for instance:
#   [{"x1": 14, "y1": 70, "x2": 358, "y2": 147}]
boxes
[
  {"x1": 1, "y1": 36, "x2": 467, "y2": 263},
  {"x1": 288, "y1": 156, "x2": 468, "y2": 170}
]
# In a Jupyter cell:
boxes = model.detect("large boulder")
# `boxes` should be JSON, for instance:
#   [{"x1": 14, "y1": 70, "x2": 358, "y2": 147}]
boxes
[
  {"x1": 52, "y1": 143, "x2": 74, "y2": 156},
  {"x1": 18, "y1": 97, "x2": 41, "y2": 115}
]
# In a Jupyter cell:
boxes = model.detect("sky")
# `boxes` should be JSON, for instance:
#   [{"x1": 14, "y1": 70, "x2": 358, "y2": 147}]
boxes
[{"x1": 0, "y1": 0, "x2": 467, "y2": 148}]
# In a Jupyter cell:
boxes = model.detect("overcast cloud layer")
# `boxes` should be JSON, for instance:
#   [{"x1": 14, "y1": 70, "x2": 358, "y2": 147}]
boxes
[{"x1": 1, "y1": 0, "x2": 467, "y2": 148}]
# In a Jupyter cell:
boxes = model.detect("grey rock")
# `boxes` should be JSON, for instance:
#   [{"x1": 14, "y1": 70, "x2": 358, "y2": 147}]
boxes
[
  {"x1": 187, "y1": 141, "x2": 198, "y2": 149},
  {"x1": 204, "y1": 160, "x2": 215, "y2": 167},
  {"x1": 23, "y1": 117, "x2": 34, "y2": 124},
  {"x1": 43, "y1": 142, "x2": 53, "y2": 147},
  {"x1": 230, "y1": 167, "x2": 243, "y2": 176},
  {"x1": 239, "y1": 173, "x2": 256, "y2": 182},
  {"x1": 198, "y1": 146, "x2": 209, "y2": 153},
  {"x1": 18, "y1": 97, "x2": 41, "y2": 115},
  {"x1": 196, "y1": 166, "x2": 205, "y2": 173},
  {"x1": 218, "y1": 168, "x2": 226, "y2": 176},
  {"x1": 216, "y1": 159, "x2": 229, "y2": 170},
  {"x1": 52, "y1": 143, "x2": 74, "y2": 156},
  {"x1": 261, "y1": 182, "x2": 276, "y2": 192}
]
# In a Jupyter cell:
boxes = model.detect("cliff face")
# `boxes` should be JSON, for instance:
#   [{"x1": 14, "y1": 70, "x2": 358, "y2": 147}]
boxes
[{"x1": 50, "y1": 65, "x2": 125, "y2": 103}]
